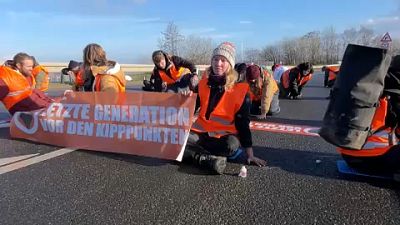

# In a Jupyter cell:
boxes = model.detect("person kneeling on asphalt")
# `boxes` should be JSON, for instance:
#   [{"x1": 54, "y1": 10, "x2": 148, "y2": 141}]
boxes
[
  {"x1": 143, "y1": 50, "x2": 198, "y2": 93},
  {"x1": 0, "y1": 53, "x2": 53, "y2": 115},
  {"x1": 245, "y1": 64, "x2": 280, "y2": 120},
  {"x1": 280, "y1": 62, "x2": 314, "y2": 99},
  {"x1": 182, "y1": 42, "x2": 266, "y2": 174}
]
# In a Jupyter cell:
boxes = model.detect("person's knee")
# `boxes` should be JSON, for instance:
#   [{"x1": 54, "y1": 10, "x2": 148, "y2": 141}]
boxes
[
  {"x1": 268, "y1": 107, "x2": 280, "y2": 116},
  {"x1": 187, "y1": 132, "x2": 200, "y2": 145},
  {"x1": 225, "y1": 135, "x2": 240, "y2": 154}
]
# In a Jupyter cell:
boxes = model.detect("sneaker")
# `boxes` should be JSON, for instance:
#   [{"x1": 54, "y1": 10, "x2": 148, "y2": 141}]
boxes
[{"x1": 195, "y1": 154, "x2": 227, "y2": 175}]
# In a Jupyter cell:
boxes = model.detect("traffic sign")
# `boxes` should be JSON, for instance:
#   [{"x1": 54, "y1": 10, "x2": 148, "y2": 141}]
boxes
[{"x1": 380, "y1": 32, "x2": 392, "y2": 43}]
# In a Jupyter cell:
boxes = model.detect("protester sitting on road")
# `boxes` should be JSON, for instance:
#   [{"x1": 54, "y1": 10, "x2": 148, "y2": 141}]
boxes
[
  {"x1": 31, "y1": 57, "x2": 50, "y2": 92},
  {"x1": 82, "y1": 43, "x2": 126, "y2": 92},
  {"x1": 271, "y1": 63, "x2": 288, "y2": 84},
  {"x1": 143, "y1": 50, "x2": 198, "y2": 93},
  {"x1": 280, "y1": 62, "x2": 314, "y2": 99},
  {"x1": 182, "y1": 42, "x2": 266, "y2": 174},
  {"x1": 61, "y1": 60, "x2": 85, "y2": 91},
  {"x1": 0, "y1": 53, "x2": 53, "y2": 115},
  {"x1": 245, "y1": 64, "x2": 280, "y2": 119},
  {"x1": 322, "y1": 65, "x2": 339, "y2": 88}
]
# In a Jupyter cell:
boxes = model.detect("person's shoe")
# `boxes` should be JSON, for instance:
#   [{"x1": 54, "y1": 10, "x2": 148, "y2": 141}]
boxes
[{"x1": 195, "y1": 153, "x2": 227, "y2": 175}]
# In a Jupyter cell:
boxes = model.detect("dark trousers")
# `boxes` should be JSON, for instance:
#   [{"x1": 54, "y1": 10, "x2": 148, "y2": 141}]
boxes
[
  {"x1": 166, "y1": 73, "x2": 194, "y2": 93},
  {"x1": 185, "y1": 131, "x2": 240, "y2": 157},
  {"x1": 342, "y1": 145, "x2": 400, "y2": 173},
  {"x1": 279, "y1": 83, "x2": 304, "y2": 98},
  {"x1": 250, "y1": 93, "x2": 280, "y2": 116}
]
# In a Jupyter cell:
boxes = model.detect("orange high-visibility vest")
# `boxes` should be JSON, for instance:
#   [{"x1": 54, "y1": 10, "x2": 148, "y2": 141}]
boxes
[
  {"x1": 191, "y1": 78, "x2": 249, "y2": 138},
  {"x1": 326, "y1": 66, "x2": 339, "y2": 82},
  {"x1": 75, "y1": 69, "x2": 84, "y2": 87},
  {"x1": 299, "y1": 73, "x2": 312, "y2": 86},
  {"x1": 249, "y1": 69, "x2": 279, "y2": 101},
  {"x1": 159, "y1": 66, "x2": 190, "y2": 84},
  {"x1": 338, "y1": 97, "x2": 397, "y2": 157},
  {"x1": 32, "y1": 65, "x2": 49, "y2": 92},
  {"x1": 0, "y1": 66, "x2": 33, "y2": 110},
  {"x1": 281, "y1": 68, "x2": 312, "y2": 89}
]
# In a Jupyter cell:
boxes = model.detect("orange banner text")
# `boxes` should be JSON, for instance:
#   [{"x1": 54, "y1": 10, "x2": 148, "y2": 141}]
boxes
[{"x1": 10, "y1": 92, "x2": 197, "y2": 161}]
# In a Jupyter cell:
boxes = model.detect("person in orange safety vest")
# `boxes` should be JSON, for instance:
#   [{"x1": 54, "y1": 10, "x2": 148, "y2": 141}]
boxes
[
  {"x1": 280, "y1": 62, "x2": 314, "y2": 99},
  {"x1": 143, "y1": 50, "x2": 198, "y2": 93},
  {"x1": 82, "y1": 43, "x2": 126, "y2": 93},
  {"x1": 245, "y1": 64, "x2": 280, "y2": 119},
  {"x1": 182, "y1": 42, "x2": 266, "y2": 175},
  {"x1": 61, "y1": 60, "x2": 85, "y2": 91},
  {"x1": 322, "y1": 65, "x2": 340, "y2": 88},
  {"x1": 0, "y1": 53, "x2": 53, "y2": 115}
]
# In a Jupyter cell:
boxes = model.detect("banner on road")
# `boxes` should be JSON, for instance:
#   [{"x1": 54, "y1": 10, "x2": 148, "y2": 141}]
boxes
[
  {"x1": 250, "y1": 121, "x2": 320, "y2": 137},
  {"x1": 10, "y1": 92, "x2": 197, "y2": 161}
]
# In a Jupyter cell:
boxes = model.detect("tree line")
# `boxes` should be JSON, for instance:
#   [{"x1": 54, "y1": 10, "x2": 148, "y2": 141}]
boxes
[{"x1": 158, "y1": 22, "x2": 400, "y2": 65}]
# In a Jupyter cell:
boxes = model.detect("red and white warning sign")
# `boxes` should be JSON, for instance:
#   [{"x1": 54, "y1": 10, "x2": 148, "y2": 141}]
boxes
[
  {"x1": 380, "y1": 32, "x2": 392, "y2": 49},
  {"x1": 250, "y1": 121, "x2": 320, "y2": 137}
]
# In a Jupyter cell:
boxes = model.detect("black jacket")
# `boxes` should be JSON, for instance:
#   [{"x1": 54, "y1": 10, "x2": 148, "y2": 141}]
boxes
[{"x1": 150, "y1": 55, "x2": 196, "y2": 92}]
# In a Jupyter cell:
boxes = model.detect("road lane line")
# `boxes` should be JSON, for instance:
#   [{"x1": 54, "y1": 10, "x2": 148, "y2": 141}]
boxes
[
  {"x1": 0, "y1": 153, "x2": 39, "y2": 167},
  {"x1": 0, "y1": 123, "x2": 10, "y2": 128},
  {"x1": 0, "y1": 148, "x2": 77, "y2": 175}
]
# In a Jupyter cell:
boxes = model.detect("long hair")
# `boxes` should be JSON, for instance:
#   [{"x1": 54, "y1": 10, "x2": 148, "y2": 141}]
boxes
[
  {"x1": 206, "y1": 64, "x2": 238, "y2": 90},
  {"x1": 83, "y1": 43, "x2": 107, "y2": 67}
]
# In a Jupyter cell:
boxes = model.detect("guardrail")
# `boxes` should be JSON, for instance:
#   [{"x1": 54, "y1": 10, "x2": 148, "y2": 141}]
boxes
[{"x1": 41, "y1": 63, "x2": 210, "y2": 73}]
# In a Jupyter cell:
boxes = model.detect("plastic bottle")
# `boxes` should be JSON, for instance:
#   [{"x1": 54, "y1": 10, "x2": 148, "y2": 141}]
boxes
[{"x1": 238, "y1": 165, "x2": 247, "y2": 178}]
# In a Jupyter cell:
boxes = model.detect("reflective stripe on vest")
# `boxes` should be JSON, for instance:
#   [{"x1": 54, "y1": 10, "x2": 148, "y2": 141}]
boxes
[
  {"x1": 191, "y1": 78, "x2": 249, "y2": 138},
  {"x1": 0, "y1": 66, "x2": 33, "y2": 110},
  {"x1": 159, "y1": 66, "x2": 190, "y2": 84},
  {"x1": 338, "y1": 97, "x2": 396, "y2": 157}
]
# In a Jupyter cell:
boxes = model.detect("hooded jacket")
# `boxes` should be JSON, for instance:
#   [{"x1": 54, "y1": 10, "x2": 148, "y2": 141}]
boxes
[{"x1": 90, "y1": 61, "x2": 126, "y2": 93}]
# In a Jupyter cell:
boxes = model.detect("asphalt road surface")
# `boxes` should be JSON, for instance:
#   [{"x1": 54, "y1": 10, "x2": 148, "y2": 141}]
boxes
[{"x1": 0, "y1": 73, "x2": 399, "y2": 225}]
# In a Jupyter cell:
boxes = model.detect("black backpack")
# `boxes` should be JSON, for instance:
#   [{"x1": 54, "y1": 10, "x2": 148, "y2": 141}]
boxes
[{"x1": 319, "y1": 44, "x2": 392, "y2": 149}]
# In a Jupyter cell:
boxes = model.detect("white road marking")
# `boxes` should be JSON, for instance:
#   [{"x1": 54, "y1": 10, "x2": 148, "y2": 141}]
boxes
[
  {"x1": 0, "y1": 153, "x2": 39, "y2": 167},
  {"x1": 0, "y1": 122, "x2": 10, "y2": 128},
  {"x1": 0, "y1": 148, "x2": 77, "y2": 175}
]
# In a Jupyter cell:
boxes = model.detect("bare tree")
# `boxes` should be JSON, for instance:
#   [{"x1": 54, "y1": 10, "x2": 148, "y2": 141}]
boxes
[
  {"x1": 357, "y1": 26, "x2": 375, "y2": 46},
  {"x1": 391, "y1": 38, "x2": 400, "y2": 54},
  {"x1": 321, "y1": 26, "x2": 339, "y2": 64},
  {"x1": 281, "y1": 39, "x2": 298, "y2": 65},
  {"x1": 243, "y1": 48, "x2": 262, "y2": 64},
  {"x1": 261, "y1": 45, "x2": 283, "y2": 63},
  {"x1": 296, "y1": 31, "x2": 321, "y2": 64},
  {"x1": 158, "y1": 22, "x2": 184, "y2": 55},
  {"x1": 180, "y1": 35, "x2": 214, "y2": 65}
]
